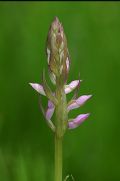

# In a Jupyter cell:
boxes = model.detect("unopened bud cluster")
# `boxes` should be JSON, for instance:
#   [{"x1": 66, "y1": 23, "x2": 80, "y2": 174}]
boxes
[{"x1": 47, "y1": 17, "x2": 70, "y2": 84}]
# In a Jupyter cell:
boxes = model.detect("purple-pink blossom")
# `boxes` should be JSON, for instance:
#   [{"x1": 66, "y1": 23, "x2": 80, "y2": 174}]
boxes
[
  {"x1": 29, "y1": 80, "x2": 92, "y2": 129},
  {"x1": 29, "y1": 17, "x2": 92, "y2": 131},
  {"x1": 68, "y1": 113, "x2": 90, "y2": 129}
]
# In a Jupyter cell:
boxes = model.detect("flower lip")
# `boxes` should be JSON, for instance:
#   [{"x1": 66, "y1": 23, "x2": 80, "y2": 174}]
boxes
[
  {"x1": 76, "y1": 95, "x2": 92, "y2": 105},
  {"x1": 45, "y1": 100, "x2": 55, "y2": 120},
  {"x1": 65, "y1": 80, "x2": 81, "y2": 94},
  {"x1": 29, "y1": 83, "x2": 46, "y2": 96},
  {"x1": 67, "y1": 95, "x2": 92, "y2": 111},
  {"x1": 68, "y1": 113, "x2": 90, "y2": 129}
]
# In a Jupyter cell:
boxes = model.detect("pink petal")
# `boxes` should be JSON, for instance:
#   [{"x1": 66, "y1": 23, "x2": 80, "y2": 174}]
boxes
[
  {"x1": 67, "y1": 102, "x2": 78, "y2": 111},
  {"x1": 29, "y1": 83, "x2": 46, "y2": 96},
  {"x1": 68, "y1": 113, "x2": 90, "y2": 129},
  {"x1": 45, "y1": 100, "x2": 55, "y2": 120},
  {"x1": 65, "y1": 80, "x2": 80, "y2": 94},
  {"x1": 76, "y1": 95, "x2": 92, "y2": 105},
  {"x1": 67, "y1": 95, "x2": 92, "y2": 111}
]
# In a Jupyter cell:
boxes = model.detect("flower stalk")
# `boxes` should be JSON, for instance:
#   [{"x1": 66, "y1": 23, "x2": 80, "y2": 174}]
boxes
[
  {"x1": 29, "y1": 17, "x2": 92, "y2": 181},
  {"x1": 55, "y1": 135, "x2": 62, "y2": 181}
]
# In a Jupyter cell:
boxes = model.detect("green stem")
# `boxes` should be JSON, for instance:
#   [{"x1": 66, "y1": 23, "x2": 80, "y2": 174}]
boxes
[{"x1": 55, "y1": 135, "x2": 62, "y2": 181}]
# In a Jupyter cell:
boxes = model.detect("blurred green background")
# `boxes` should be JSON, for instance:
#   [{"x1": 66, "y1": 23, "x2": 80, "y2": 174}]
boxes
[{"x1": 0, "y1": 2, "x2": 120, "y2": 181}]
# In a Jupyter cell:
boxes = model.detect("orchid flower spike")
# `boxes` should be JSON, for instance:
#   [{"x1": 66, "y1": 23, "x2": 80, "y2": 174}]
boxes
[{"x1": 29, "y1": 17, "x2": 92, "y2": 137}]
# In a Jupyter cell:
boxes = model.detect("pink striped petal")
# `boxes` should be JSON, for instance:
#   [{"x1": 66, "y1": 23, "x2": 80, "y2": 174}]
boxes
[
  {"x1": 65, "y1": 80, "x2": 80, "y2": 94},
  {"x1": 45, "y1": 100, "x2": 55, "y2": 120},
  {"x1": 29, "y1": 83, "x2": 46, "y2": 96},
  {"x1": 67, "y1": 95, "x2": 92, "y2": 111},
  {"x1": 68, "y1": 113, "x2": 90, "y2": 129}
]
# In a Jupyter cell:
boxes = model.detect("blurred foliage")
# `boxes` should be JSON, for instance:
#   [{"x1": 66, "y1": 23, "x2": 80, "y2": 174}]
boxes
[{"x1": 0, "y1": 2, "x2": 120, "y2": 181}]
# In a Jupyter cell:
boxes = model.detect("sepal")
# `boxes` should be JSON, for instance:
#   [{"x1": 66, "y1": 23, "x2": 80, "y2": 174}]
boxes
[{"x1": 42, "y1": 70, "x2": 58, "y2": 105}]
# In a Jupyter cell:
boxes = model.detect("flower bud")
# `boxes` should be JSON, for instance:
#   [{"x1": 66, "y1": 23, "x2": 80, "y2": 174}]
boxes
[{"x1": 46, "y1": 17, "x2": 70, "y2": 83}]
